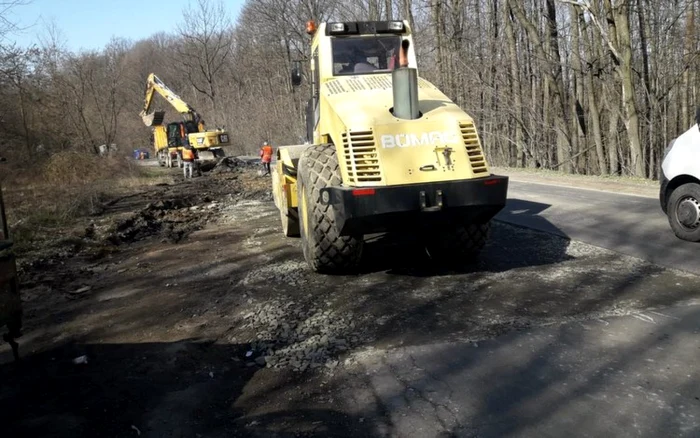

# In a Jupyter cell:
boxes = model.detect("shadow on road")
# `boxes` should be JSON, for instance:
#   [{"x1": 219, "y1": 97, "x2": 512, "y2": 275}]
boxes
[
  {"x1": 0, "y1": 339, "x2": 373, "y2": 438},
  {"x1": 497, "y1": 197, "x2": 568, "y2": 238},
  {"x1": 350, "y1": 305, "x2": 700, "y2": 436},
  {"x1": 358, "y1": 198, "x2": 572, "y2": 276}
]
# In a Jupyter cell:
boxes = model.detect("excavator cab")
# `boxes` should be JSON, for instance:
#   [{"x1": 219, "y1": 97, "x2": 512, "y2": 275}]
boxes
[
  {"x1": 167, "y1": 123, "x2": 182, "y2": 147},
  {"x1": 184, "y1": 120, "x2": 199, "y2": 134},
  {"x1": 0, "y1": 184, "x2": 21, "y2": 361},
  {"x1": 166, "y1": 121, "x2": 201, "y2": 147}
]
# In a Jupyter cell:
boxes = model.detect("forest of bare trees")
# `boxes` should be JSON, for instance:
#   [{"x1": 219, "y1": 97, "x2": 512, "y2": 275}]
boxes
[{"x1": 1, "y1": 0, "x2": 698, "y2": 179}]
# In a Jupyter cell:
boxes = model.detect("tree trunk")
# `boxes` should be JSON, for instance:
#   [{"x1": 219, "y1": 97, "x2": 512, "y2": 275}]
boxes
[
  {"x1": 368, "y1": 0, "x2": 379, "y2": 20},
  {"x1": 607, "y1": 102, "x2": 620, "y2": 175},
  {"x1": 612, "y1": 1, "x2": 644, "y2": 177},
  {"x1": 636, "y1": 0, "x2": 655, "y2": 177},
  {"x1": 569, "y1": 4, "x2": 585, "y2": 173},
  {"x1": 509, "y1": 0, "x2": 572, "y2": 172},
  {"x1": 682, "y1": 2, "x2": 695, "y2": 126},
  {"x1": 431, "y1": 0, "x2": 444, "y2": 87},
  {"x1": 505, "y1": 3, "x2": 527, "y2": 166},
  {"x1": 583, "y1": 16, "x2": 606, "y2": 174}
]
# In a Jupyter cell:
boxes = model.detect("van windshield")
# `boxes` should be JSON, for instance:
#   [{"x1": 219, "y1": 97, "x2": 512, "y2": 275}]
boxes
[{"x1": 332, "y1": 36, "x2": 401, "y2": 76}]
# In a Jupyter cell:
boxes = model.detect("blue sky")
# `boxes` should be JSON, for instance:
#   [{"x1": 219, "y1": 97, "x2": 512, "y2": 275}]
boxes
[{"x1": 7, "y1": 0, "x2": 245, "y2": 52}]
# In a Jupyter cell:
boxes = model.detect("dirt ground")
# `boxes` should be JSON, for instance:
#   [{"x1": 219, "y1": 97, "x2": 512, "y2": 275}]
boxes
[{"x1": 2, "y1": 163, "x2": 699, "y2": 437}]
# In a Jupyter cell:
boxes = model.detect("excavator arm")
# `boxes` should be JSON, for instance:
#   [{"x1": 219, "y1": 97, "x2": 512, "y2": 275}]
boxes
[{"x1": 139, "y1": 73, "x2": 201, "y2": 127}]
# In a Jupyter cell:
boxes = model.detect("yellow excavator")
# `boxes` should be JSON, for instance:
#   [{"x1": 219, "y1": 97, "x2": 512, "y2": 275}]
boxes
[{"x1": 139, "y1": 73, "x2": 230, "y2": 167}]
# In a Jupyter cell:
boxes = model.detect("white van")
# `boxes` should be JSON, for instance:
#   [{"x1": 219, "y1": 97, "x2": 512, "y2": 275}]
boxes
[{"x1": 660, "y1": 108, "x2": 700, "y2": 241}]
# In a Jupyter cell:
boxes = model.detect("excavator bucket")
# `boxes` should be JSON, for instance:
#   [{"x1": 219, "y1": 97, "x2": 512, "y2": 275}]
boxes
[
  {"x1": 141, "y1": 111, "x2": 166, "y2": 127},
  {"x1": 197, "y1": 150, "x2": 216, "y2": 162}
]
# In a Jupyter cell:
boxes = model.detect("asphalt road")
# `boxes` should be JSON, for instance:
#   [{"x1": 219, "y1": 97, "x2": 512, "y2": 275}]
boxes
[
  {"x1": 348, "y1": 299, "x2": 700, "y2": 437},
  {"x1": 343, "y1": 179, "x2": 700, "y2": 437},
  {"x1": 497, "y1": 180, "x2": 700, "y2": 275}
]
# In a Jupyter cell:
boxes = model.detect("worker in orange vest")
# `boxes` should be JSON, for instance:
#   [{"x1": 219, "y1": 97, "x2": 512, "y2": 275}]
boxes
[
  {"x1": 182, "y1": 144, "x2": 197, "y2": 179},
  {"x1": 260, "y1": 141, "x2": 273, "y2": 176}
]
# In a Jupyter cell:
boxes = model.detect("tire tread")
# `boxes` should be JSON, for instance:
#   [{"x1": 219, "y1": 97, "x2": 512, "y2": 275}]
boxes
[{"x1": 298, "y1": 145, "x2": 362, "y2": 272}]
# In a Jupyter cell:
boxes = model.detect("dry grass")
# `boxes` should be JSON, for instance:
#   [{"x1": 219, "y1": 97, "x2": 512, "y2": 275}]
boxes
[
  {"x1": 491, "y1": 165, "x2": 658, "y2": 186},
  {"x1": 2, "y1": 151, "x2": 172, "y2": 253},
  {"x1": 491, "y1": 165, "x2": 660, "y2": 199}
]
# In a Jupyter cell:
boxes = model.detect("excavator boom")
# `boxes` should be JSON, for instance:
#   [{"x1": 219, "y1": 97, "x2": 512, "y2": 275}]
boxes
[{"x1": 140, "y1": 73, "x2": 200, "y2": 127}]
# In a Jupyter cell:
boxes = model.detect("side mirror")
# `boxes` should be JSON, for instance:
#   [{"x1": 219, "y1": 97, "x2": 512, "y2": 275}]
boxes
[
  {"x1": 696, "y1": 106, "x2": 700, "y2": 130},
  {"x1": 291, "y1": 61, "x2": 302, "y2": 87}
]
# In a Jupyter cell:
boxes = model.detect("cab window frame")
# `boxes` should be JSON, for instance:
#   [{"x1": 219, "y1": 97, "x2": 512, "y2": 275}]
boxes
[{"x1": 331, "y1": 35, "x2": 402, "y2": 76}]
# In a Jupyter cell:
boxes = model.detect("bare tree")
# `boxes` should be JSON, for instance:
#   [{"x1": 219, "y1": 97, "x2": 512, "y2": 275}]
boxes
[
  {"x1": 0, "y1": 0, "x2": 31, "y2": 44},
  {"x1": 0, "y1": 45, "x2": 40, "y2": 155},
  {"x1": 1, "y1": 0, "x2": 699, "y2": 178},
  {"x1": 508, "y1": 0, "x2": 573, "y2": 172},
  {"x1": 177, "y1": 0, "x2": 234, "y2": 126}
]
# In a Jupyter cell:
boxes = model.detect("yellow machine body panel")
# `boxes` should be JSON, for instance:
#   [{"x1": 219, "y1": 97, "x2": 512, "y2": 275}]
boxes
[
  {"x1": 153, "y1": 125, "x2": 168, "y2": 154},
  {"x1": 273, "y1": 145, "x2": 308, "y2": 209},
  {"x1": 304, "y1": 22, "x2": 490, "y2": 188},
  {"x1": 188, "y1": 131, "x2": 230, "y2": 150},
  {"x1": 319, "y1": 76, "x2": 489, "y2": 187}
]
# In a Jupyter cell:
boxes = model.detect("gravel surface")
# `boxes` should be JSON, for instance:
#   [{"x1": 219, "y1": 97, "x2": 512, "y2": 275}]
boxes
[
  {"x1": 241, "y1": 297, "x2": 367, "y2": 373},
  {"x1": 3, "y1": 165, "x2": 700, "y2": 437}
]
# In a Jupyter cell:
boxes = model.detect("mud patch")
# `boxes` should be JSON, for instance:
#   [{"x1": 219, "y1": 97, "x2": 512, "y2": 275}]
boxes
[{"x1": 106, "y1": 198, "x2": 220, "y2": 245}]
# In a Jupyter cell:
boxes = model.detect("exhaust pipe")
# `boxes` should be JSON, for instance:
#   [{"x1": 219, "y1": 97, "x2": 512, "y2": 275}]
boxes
[{"x1": 392, "y1": 39, "x2": 420, "y2": 120}]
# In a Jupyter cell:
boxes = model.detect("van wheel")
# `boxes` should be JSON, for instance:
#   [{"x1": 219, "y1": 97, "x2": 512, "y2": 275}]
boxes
[
  {"x1": 668, "y1": 183, "x2": 700, "y2": 242},
  {"x1": 297, "y1": 144, "x2": 363, "y2": 272}
]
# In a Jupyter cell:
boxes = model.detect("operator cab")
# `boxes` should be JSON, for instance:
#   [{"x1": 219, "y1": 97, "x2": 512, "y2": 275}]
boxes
[
  {"x1": 326, "y1": 21, "x2": 407, "y2": 76},
  {"x1": 332, "y1": 36, "x2": 401, "y2": 75},
  {"x1": 166, "y1": 121, "x2": 199, "y2": 147}
]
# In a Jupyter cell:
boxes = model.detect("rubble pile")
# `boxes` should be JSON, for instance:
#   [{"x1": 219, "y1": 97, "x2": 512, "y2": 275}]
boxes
[
  {"x1": 106, "y1": 197, "x2": 222, "y2": 244},
  {"x1": 242, "y1": 298, "x2": 367, "y2": 373},
  {"x1": 205, "y1": 157, "x2": 259, "y2": 174}
]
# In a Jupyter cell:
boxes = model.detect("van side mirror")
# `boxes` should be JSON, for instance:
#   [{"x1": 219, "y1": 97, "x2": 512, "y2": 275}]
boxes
[
  {"x1": 696, "y1": 106, "x2": 700, "y2": 130},
  {"x1": 291, "y1": 61, "x2": 302, "y2": 87}
]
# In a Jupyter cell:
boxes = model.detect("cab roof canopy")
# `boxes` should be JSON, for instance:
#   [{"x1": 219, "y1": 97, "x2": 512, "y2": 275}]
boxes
[{"x1": 325, "y1": 21, "x2": 406, "y2": 36}]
